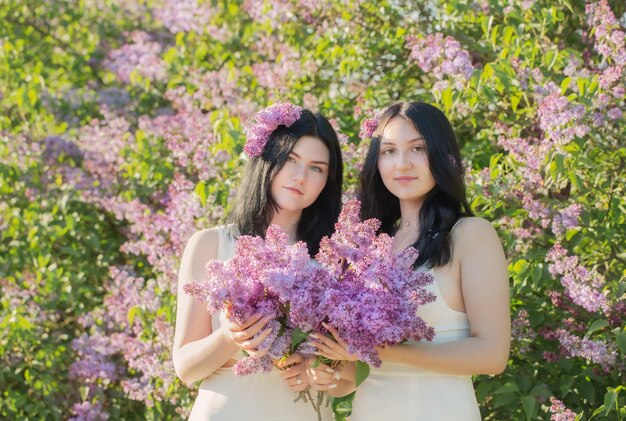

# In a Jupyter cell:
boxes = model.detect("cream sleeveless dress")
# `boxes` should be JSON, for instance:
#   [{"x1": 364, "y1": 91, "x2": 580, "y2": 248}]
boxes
[
  {"x1": 188, "y1": 225, "x2": 332, "y2": 421},
  {"x1": 349, "y1": 270, "x2": 481, "y2": 420}
]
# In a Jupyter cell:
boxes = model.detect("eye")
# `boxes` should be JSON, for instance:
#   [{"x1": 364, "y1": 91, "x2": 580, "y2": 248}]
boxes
[
  {"x1": 381, "y1": 148, "x2": 395, "y2": 155},
  {"x1": 310, "y1": 165, "x2": 323, "y2": 173},
  {"x1": 286, "y1": 156, "x2": 296, "y2": 163},
  {"x1": 412, "y1": 145, "x2": 426, "y2": 152}
]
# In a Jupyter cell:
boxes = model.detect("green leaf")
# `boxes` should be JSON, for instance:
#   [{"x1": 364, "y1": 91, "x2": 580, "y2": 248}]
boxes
[
  {"x1": 614, "y1": 330, "x2": 626, "y2": 355},
  {"x1": 355, "y1": 361, "x2": 370, "y2": 388},
  {"x1": 603, "y1": 388, "x2": 618, "y2": 416},
  {"x1": 290, "y1": 327, "x2": 308, "y2": 353},
  {"x1": 195, "y1": 44, "x2": 208, "y2": 61},
  {"x1": 493, "y1": 382, "x2": 519, "y2": 394},
  {"x1": 585, "y1": 319, "x2": 609, "y2": 338},
  {"x1": 331, "y1": 391, "x2": 355, "y2": 419},
  {"x1": 475, "y1": 380, "x2": 493, "y2": 402},
  {"x1": 128, "y1": 306, "x2": 140, "y2": 325},
  {"x1": 521, "y1": 395, "x2": 536, "y2": 420},
  {"x1": 195, "y1": 181, "x2": 207, "y2": 206},
  {"x1": 560, "y1": 77, "x2": 571, "y2": 94},
  {"x1": 481, "y1": 15, "x2": 494, "y2": 38}
]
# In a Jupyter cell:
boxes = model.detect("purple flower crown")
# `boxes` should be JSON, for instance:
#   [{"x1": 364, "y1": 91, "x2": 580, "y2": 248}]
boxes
[
  {"x1": 244, "y1": 102, "x2": 303, "y2": 158},
  {"x1": 359, "y1": 110, "x2": 382, "y2": 139}
]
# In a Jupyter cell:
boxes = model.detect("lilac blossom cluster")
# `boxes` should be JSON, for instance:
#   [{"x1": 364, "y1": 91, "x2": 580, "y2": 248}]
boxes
[
  {"x1": 183, "y1": 225, "x2": 317, "y2": 375},
  {"x1": 70, "y1": 266, "x2": 176, "y2": 406},
  {"x1": 546, "y1": 244, "x2": 608, "y2": 313},
  {"x1": 510, "y1": 309, "x2": 536, "y2": 355},
  {"x1": 537, "y1": 91, "x2": 589, "y2": 146},
  {"x1": 551, "y1": 203, "x2": 583, "y2": 236},
  {"x1": 405, "y1": 33, "x2": 475, "y2": 91},
  {"x1": 244, "y1": 103, "x2": 302, "y2": 158},
  {"x1": 185, "y1": 199, "x2": 435, "y2": 372},
  {"x1": 154, "y1": 0, "x2": 214, "y2": 34},
  {"x1": 141, "y1": 109, "x2": 228, "y2": 181},
  {"x1": 585, "y1": 0, "x2": 626, "y2": 66},
  {"x1": 68, "y1": 401, "x2": 109, "y2": 421},
  {"x1": 103, "y1": 31, "x2": 167, "y2": 84},
  {"x1": 555, "y1": 329, "x2": 618, "y2": 373},
  {"x1": 359, "y1": 114, "x2": 379, "y2": 140},
  {"x1": 314, "y1": 199, "x2": 435, "y2": 366},
  {"x1": 548, "y1": 397, "x2": 577, "y2": 421}
]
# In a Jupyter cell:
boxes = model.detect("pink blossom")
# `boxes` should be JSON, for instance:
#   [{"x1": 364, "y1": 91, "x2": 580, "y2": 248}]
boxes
[
  {"x1": 69, "y1": 401, "x2": 109, "y2": 421},
  {"x1": 244, "y1": 103, "x2": 302, "y2": 158},
  {"x1": 546, "y1": 244, "x2": 608, "y2": 313},
  {"x1": 537, "y1": 92, "x2": 589, "y2": 146},
  {"x1": 549, "y1": 397, "x2": 577, "y2": 421},
  {"x1": 556, "y1": 329, "x2": 618, "y2": 372},
  {"x1": 607, "y1": 107, "x2": 622, "y2": 119},
  {"x1": 551, "y1": 203, "x2": 583, "y2": 235},
  {"x1": 77, "y1": 107, "x2": 132, "y2": 189},
  {"x1": 359, "y1": 116, "x2": 379, "y2": 139},
  {"x1": 140, "y1": 108, "x2": 224, "y2": 180},
  {"x1": 154, "y1": 0, "x2": 214, "y2": 34},
  {"x1": 104, "y1": 31, "x2": 167, "y2": 83},
  {"x1": 406, "y1": 33, "x2": 474, "y2": 90},
  {"x1": 586, "y1": 0, "x2": 626, "y2": 66}
]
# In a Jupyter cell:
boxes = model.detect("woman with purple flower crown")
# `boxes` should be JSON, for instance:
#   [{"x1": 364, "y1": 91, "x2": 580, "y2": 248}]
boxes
[
  {"x1": 307, "y1": 101, "x2": 510, "y2": 419},
  {"x1": 173, "y1": 103, "x2": 342, "y2": 420}
]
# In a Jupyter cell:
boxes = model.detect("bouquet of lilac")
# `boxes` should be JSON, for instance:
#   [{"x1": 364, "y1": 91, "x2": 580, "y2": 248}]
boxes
[
  {"x1": 183, "y1": 225, "x2": 327, "y2": 376},
  {"x1": 184, "y1": 199, "x2": 435, "y2": 378},
  {"x1": 314, "y1": 198, "x2": 436, "y2": 367}
]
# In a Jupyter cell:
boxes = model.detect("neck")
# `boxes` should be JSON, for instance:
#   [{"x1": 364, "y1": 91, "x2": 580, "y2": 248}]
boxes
[
  {"x1": 398, "y1": 198, "x2": 423, "y2": 232},
  {"x1": 270, "y1": 209, "x2": 302, "y2": 244}
]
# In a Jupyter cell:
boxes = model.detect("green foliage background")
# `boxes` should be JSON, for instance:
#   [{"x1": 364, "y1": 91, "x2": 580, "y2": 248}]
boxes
[{"x1": 1, "y1": 0, "x2": 624, "y2": 419}]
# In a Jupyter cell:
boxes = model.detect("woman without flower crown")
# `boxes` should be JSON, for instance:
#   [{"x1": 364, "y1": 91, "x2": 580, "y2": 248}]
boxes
[
  {"x1": 307, "y1": 101, "x2": 511, "y2": 419},
  {"x1": 173, "y1": 103, "x2": 342, "y2": 420}
]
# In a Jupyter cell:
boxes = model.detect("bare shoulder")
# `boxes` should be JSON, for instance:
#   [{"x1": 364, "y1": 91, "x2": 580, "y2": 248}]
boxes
[
  {"x1": 186, "y1": 227, "x2": 221, "y2": 249},
  {"x1": 452, "y1": 216, "x2": 498, "y2": 236},
  {"x1": 451, "y1": 217, "x2": 504, "y2": 255},
  {"x1": 179, "y1": 227, "x2": 223, "y2": 270}
]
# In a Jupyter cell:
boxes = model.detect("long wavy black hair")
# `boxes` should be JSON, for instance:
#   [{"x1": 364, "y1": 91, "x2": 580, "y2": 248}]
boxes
[
  {"x1": 230, "y1": 109, "x2": 343, "y2": 256},
  {"x1": 358, "y1": 101, "x2": 473, "y2": 268}
]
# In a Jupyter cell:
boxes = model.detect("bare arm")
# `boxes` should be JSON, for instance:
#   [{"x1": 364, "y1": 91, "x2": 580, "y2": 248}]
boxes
[
  {"x1": 172, "y1": 228, "x2": 272, "y2": 384},
  {"x1": 379, "y1": 217, "x2": 511, "y2": 375}
]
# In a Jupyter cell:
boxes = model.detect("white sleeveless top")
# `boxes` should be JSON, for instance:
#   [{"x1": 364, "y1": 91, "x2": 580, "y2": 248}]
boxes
[
  {"x1": 189, "y1": 225, "x2": 332, "y2": 421},
  {"x1": 350, "y1": 220, "x2": 481, "y2": 420}
]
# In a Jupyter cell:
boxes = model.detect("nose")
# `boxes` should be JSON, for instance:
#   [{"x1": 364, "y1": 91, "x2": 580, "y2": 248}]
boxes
[
  {"x1": 291, "y1": 163, "x2": 305, "y2": 185},
  {"x1": 396, "y1": 152, "x2": 413, "y2": 170}
]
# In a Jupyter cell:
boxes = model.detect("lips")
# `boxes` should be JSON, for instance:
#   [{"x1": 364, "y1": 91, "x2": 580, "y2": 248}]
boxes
[
  {"x1": 284, "y1": 186, "x2": 304, "y2": 195},
  {"x1": 394, "y1": 176, "x2": 417, "y2": 183}
]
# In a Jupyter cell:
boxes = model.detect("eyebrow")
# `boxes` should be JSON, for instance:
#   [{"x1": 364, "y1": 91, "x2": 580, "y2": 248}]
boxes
[
  {"x1": 290, "y1": 151, "x2": 329, "y2": 166},
  {"x1": 380, "y1": 137, "x2": 424, "y2": 145}
]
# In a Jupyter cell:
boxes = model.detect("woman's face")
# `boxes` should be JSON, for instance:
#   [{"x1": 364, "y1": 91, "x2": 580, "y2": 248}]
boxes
[
  {"x1": 270, "y1": 135, "x2": 330, "y2": 212},
  {"x1": 377, "y1": 116, "x2": 436, "y2": 205}
]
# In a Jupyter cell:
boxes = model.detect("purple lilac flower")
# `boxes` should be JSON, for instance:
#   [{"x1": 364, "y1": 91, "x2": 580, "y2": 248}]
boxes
[
  {"x1": 184, "y1": 225, "x2": 317, "y2": 375},
  {"x1": 551, "y1": 203, "x2": 583, "y2": 236},
  {"x1": 154, "y1": 0, "x2": 214, "y2": 34},
  {"x1": 556, "y1": 329, "x2": 618, "y2": 372},
  {"x1": 549, "y1": 397, "x2": 577, "y2": 421},
  {"x1": 103, "y1": 31, "x2": 167, "y2": 84},
  {"x1": 546, "y1": 244, "x2": 608, "y2": 313},
  {"x1": 69, "y1": 401, "x2": 109, "y2": 421},
  {"x1": 586, "y1": 0, "x2": 626, "y2": 66},
  {"x1": 607, "y1": 107, "x2": 622, "y2": 119},
  {"x1": 359, "y1": 115, "x2": 379, "y2": 139},
  {"x1": 405, "y1": 33, "x2": 474, "y2": 91},
  {"x1": 314, "y1": 199, "x2": 436, "y2": 366},
  {"x1": 537, "y1": 92, "x2": 589, "y2": 146},
  {"x1": 244, "y1": 103, "x2": 302, "y2": 158}
]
